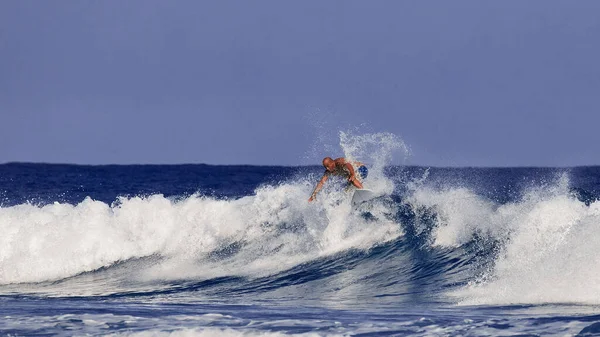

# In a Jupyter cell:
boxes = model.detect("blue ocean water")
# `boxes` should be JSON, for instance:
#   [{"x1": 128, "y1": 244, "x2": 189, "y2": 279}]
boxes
[{"x1": 2, "y1": 162, "x2": 600, "y2": 336}]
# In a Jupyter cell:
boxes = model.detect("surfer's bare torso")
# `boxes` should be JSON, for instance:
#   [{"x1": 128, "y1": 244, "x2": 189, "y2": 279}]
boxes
[{"x1": 308, "y1": 157, "x2": 367, "y2": 202}]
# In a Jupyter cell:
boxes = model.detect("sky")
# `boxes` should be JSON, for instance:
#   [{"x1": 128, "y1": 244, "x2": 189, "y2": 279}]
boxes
[{"x1": 1, "y1": 1, "x2": 599, "y2": 166}]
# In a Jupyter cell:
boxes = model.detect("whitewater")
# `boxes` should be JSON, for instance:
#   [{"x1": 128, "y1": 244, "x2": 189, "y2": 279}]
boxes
[{"x1": 2, "y1": 133, "x2": 600, "y2": 336}]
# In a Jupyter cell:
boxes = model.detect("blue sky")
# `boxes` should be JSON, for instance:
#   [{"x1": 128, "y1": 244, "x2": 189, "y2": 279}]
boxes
[{"x1": 1, "y1": 1, "x2": 599, "y2": 166}]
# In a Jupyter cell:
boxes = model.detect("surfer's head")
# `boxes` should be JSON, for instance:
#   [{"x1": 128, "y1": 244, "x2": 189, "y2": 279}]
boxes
[{"x1": 322, "y1": 157, "x2": 335, "y2": 172}]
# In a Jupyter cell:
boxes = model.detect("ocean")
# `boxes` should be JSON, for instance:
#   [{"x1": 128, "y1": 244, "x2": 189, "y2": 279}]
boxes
[{"x1": 2, "y1": 160, "x2": 600, "y2": 336}]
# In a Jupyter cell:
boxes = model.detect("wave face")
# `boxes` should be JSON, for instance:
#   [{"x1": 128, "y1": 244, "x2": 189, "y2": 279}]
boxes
[{"x1": 2, "y1": 158, "x2": 600, "y2": 335}]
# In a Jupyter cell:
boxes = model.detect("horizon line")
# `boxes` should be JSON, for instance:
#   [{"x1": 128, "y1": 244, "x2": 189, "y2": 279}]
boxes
[{"x1": 2, "y1": 161, "x2": 599, "y2": 170}]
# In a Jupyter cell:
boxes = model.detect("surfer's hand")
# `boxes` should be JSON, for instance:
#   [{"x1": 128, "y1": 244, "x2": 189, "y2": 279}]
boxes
[
  {"x1": 308, "y1": 195, "x2": 315, "y2": 202},
  {"x1": 348, "y1": 174, "x2": 356, "y2": 183}
]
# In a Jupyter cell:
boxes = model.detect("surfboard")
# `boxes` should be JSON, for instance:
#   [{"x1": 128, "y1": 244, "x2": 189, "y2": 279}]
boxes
[{"x1": 351, "y1": 189, "x2": 376, "y2": 206}]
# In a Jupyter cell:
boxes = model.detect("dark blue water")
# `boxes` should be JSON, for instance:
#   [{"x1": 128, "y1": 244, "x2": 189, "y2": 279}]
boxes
[{"x1": 2, "y1": 163, "x2": 600, "y2": 336}]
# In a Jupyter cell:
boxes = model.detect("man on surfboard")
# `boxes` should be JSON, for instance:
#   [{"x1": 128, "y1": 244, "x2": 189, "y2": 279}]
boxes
[{"x1": 308, "y1": 157, "x2": 368, "y2": 202}]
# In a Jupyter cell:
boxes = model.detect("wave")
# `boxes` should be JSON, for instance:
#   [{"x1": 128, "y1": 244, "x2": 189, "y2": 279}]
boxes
[
  {"x1": 3, "y1": 167, "x2": 600, "y2": 307},
  {"x1": 0, "y1": 182, "x2": 401, "y2": 287},
  {"x1": 0, "y1": 131, "x2": 410, "y2": 301},
  {"x1": 406, "y1": 173, "x2": 600, "y2": 305},
  {"x1": 2, "y1": 132, "x2": 600, "y2": 307}
]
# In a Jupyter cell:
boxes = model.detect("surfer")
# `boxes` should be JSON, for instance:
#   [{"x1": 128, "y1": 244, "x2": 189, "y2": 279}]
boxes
[{"x1": 308, "y1": 157, "x2": 368, "y2": 202}]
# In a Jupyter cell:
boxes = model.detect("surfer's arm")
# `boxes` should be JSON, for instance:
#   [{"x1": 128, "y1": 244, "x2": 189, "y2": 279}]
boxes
[
  {"x1": 345, "y1": 163, "x2": 363, "y2": 189},
  {"x1": 308, "y1": 173, "x2": 329, "y2": 202}
]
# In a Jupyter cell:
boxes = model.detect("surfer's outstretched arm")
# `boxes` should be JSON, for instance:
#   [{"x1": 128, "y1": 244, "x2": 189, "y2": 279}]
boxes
[{"x1": 309, "y1": 173, "x2": 329, "y2": 202}]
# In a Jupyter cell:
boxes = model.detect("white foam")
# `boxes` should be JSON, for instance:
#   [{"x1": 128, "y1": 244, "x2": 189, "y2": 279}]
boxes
[
  {"x1": 407, "y1": 186, "x2": 501, "y2": 247},
  {"x1": 457, "y1": 195, "x2": 600, "y2": 305},
  {"x1": 0, "y1": 182, "x2": 401, "y2": 286},
  {"x1": 407, "y1": 173, "x2": 600, "y2": 305}
]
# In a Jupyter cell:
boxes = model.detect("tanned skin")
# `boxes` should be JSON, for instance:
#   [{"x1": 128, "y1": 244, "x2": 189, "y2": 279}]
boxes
[{"x1": 308, "y1": 157, "x2": 364, "y2": 202}]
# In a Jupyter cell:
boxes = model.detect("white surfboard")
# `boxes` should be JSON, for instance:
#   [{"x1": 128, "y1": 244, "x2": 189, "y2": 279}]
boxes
[{"x1": 351, "y1": 189, "x2": 377, "y2": 206}]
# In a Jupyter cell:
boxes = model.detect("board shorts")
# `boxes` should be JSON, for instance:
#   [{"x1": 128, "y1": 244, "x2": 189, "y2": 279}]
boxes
[{"x1": 357, "y1": 165, "x2": 368, "y2": 180}]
